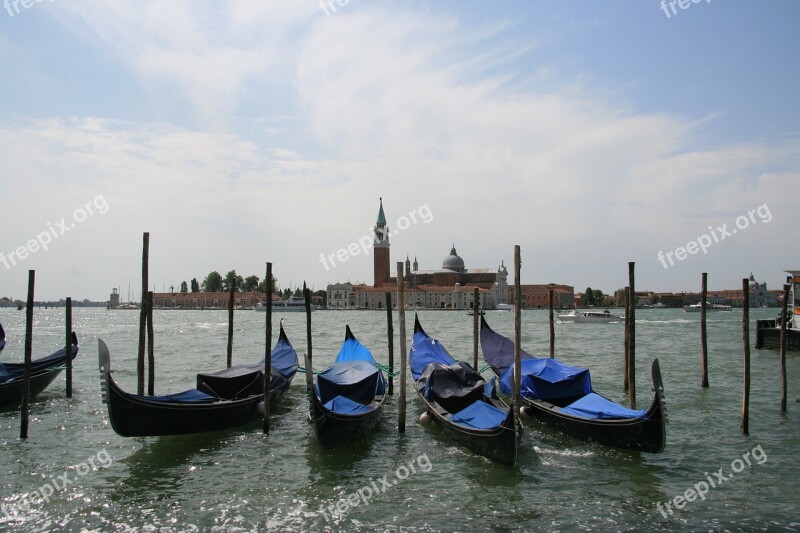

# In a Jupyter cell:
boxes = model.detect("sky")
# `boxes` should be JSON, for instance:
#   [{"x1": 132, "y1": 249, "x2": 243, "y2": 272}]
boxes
[{"x1": 0, "y1": 0, "x2": 798, "y2": 302}]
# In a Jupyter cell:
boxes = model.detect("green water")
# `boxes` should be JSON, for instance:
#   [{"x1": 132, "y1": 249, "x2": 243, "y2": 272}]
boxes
[{"x1": 0, "y1": 308, "x2": 798, "y2": 532}]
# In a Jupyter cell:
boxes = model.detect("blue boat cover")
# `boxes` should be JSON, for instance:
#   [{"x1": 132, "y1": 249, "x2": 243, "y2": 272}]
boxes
[
  {"x1": 259, "y1": 331, "x2": 299, "y2": 378},
  {"x1": 323, "y1": 395, "x2": 374, "y2": 415},
  {"x1": 145, "y1": 389, "x2": 217, "y2": 403},
  {"x1": 499, "y1": 358, "x2": 592, "y2": 400},
  {"x1": 410, "y1": 330, "x2": 456, "y2": 381},
  {"x1": 561, "y1": 392, "x2": 648, "y2": 420},
  {"x1": 479, "y1": 320, "x2": 536, "y2": 373},
  {"x1": 334, "y1": 335, "x2": 378, "y2": 364},
  {"x1": 450, "y1": 400, "x2": 509, "y2": 430},
  {"x1": 0, "y1": 365, "x2": 10, "y2": 383},
  {"x1": 317, "y1": 361, "x2": 386, "y2": 405}
]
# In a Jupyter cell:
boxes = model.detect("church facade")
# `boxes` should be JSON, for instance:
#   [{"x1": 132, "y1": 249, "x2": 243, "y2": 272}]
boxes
[{"x1": 326, "y1": 200, "x2": 573, "y2": 310}]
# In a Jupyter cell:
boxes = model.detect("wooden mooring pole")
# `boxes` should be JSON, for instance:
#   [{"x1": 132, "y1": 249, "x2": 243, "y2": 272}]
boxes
[
  {"x1": 303, "y1": 282, "x2": 314, "y2": 420},
  {"x1": 227, "y1": 278, "x2": 235, "y2": 368},
  {"x1": 147, "y1": 291, "x2": 154, "y2": 395},
  {"x1": 397, "y1": 262, "x2": 407, "y2": 433},
  {"x1": 624, "y1": 286, "x2": 630, "y2": 391},
  {"x1": 548, "y1": 289, "x2": 555, "y2": 358},
  {"x1": 263, "y1": 262, "x2": 273, "y2": 433},
  {"x1": 780, "y1": 283, "x2": 789, "y2": 413},
  {"x1": 741, "y1": 278, "x2": 751, "y2": 435},
  {"x1": 137, "y1": 232, "x2": 149, "y2": 395},
  {"x1": 701, "y1": 273, "x2": 709, "y2": 388},
  {"x1": 473, "y1": 287, "x2": 479, "y2": 369},
  {"x1": 628, "y1": 262, "x2": 636, "y2": 409},
  {"x1": 65, "y1": 297, "x2": 72, "y2": 398},
  {"x1": 513, "y1": 246, "x2": 522, "y2": 422},
  {"x1": 20, "y1": 270, "x2": 34, "y2": 439},
  {"x1": 385, "y1": 292, "x2": 394, "y2": 395}
]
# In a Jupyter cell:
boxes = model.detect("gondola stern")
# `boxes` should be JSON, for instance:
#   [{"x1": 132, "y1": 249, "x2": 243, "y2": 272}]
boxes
[
  {"x1": 345, "y1": 324, "x2": 356, "y2": 341},
  {"x1": 278, "y1": 319, "x2": 289, "y2": 344}
]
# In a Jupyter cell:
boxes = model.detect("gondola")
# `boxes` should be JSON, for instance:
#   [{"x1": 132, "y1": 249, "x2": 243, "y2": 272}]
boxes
[
  {"x1": 306, "y1": 325, "x2": 386, "y2": 449},
  {"x1": 98, "y1": 323, "x2": 298, "y2": 437},
  {"x1": 0, "y1": 332, "x2": 79, "y2": 407},
  {"x1": 480, "y1": 316, "x2": 666, "y2": 452},
  {"x1": 0, "y1": 322, "x2": 5, "y2": 351},
  {"x1": 410, "y1": 316, "x2": 519, "y2": 467}
]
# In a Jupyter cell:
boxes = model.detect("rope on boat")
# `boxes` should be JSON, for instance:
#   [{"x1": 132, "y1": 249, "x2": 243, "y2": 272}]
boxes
[
  {"x1": 376, "y1": 364, "x2": 400, "y2": 377},
  {"x1": 296, "y1": 366, "x2": 322, "y2": 375},
  {"x1": 477, "y1": 364, "x2": 492, "y2": 374}
]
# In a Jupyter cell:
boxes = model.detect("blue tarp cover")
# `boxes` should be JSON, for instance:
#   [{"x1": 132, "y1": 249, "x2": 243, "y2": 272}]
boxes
[
  {"x1": 317, "y1": 361, "x2": 386, "y2": 405},
  {"x1": 410, "y1": 330, "x2": 456, "y2": 381},
  {"x1": 561, "y1": 392, "x2": 649, "y2": 420},
  {"x1": 480, "y1": 321, "x2": 536, "y2": 373},
  {"x1": 323, "y1": 395, "x2": 374, "y2": 415},
  {"x1": 145, "y1": 389, "x2": 217, "y2": 403},
  {"x1": 334, "y1": 336, "x2": 378, "y2": 364},
  {"x1": 499, "y1": 358, "x2": 592, "y2": 400},
  {"x1": 450, "y1": 400, "x2": 509, "y2": 430},
  {"x1": 258, "y1": 333, "x2": 299, "y2": 378}
]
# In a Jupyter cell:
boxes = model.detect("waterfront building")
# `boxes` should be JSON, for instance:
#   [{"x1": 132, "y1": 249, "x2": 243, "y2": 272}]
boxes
[{"x1": 326, "y1": 200, "x2": 574, "y2": 310}]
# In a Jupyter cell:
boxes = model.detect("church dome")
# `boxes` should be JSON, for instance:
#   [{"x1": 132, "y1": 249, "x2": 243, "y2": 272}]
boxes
[{"x1": 442, "y1": 245, "x2": 465, "y2": 272}]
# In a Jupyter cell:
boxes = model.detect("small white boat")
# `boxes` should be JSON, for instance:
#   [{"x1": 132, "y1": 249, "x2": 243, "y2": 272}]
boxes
[
  {"x1": 557, "y1": 310, "x2": 623, "y2": 323},
  {"x1": 255, "y1": 296, "x2": 315, "y2": 312},
  {"x1": 495, "y1": 303, "x2": 514, "y2": 311},
  {"x1": 683, "y1": 303, "x2": 732, "y2": 313}
]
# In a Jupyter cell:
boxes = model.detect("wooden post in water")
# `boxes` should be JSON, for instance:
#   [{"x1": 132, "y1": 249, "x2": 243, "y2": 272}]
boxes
[
  {"x1": 397, "y1": 262, "x2": 407, "y2": 433},
  {"x1": 20, "y1": 270, "x2": 34, "y2": 439},
  {"x1": 548, "y1": 289, "x2": 555, "y2": 358},
  {"x1": 65, "y1": 297, "x2": 72, "y2": 398},
  {"x1": 624, "y1": 286, "x2": 630, "y2": 391},
  {"x1": 701, "y1": 273, "x2": 709, "y2": 388},
  {"x1": 628, "y1": 262, "x2": 636, "y2": 409},
  {"x1": 385, "y1": 292, "x2": 394, "y2": 395},
  {"x1": 137, "y1": 232, "x2": 149, "y2": 395},
  {"x1": 227, "y1": 278, "x2": 235, "y2": 368},
  {"x1": 513, "y1": 246, "x2": 522, "y2": 422},
  {"x1": 741, "y1": 278, "x2": 750, "y2": 435},
  {"x1": 303, "y1": 282, "x2": 314, "y2": 418},
  {"x1": 473, "y1": 287, "x2": 479, "y2": 369},
  {"x1": 780, "y1": 283, "x2": 789, "y2": 413},
  {"x1": 147, "y1": 291, "x2": 155, "y2": 395},
  {"x1": 263, "y1": 262, "x2": 273, "y2": 433}
]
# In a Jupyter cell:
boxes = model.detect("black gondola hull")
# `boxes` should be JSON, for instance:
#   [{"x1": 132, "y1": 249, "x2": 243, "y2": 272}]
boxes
[
  {"x1": 414, "y1": 382, "x2": 519, "y2": 467},
  {"x1": 309, "y1": 390, "x2": 383, "y2": 449},
  {"x1": 0, "y1": 335, "x2": 78, "y2": 408},
  {"x1": 102, "y1": 373, "x2": 291, "y2": 437},
  {"x1": 0, "y1": 369, "x2": 62, "y2": 408},
  {"x1": 521, "y1": 392, "x2": 665, "y2": 453}
]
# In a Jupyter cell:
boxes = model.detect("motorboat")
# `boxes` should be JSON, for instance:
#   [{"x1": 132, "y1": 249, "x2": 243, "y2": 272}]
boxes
[
  {"x1": 557, "y1": 309, "x2": 623, "y2": 323},
  {"x1": 683, "y1": 303, "x2": 732, "y2": 312},
  {"x1": 255, "y1": 295, "x2": 315, "y2": 312}
]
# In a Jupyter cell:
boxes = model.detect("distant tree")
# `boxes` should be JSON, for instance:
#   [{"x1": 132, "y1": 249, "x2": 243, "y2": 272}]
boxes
[
  {"x1": 180, "y1": 281, "x2": 188, "y2": 294},
  {"x1": 614, "y1": 288, "x2": 627, "y2": 307},
  {"x1": 241, "y1": 275, "x2": 260, "y2": 292},
  {"x1": 293, "y1": 287, "x2": 303, "y2": 298},
  {"x1": 202, "y1": 271, "x2": 223, "y2": 292},
  {"x1": 190, "y1": 278, "x2": 200, "y2": 293},
  {"x1": 593, "y1": 289, "x2": 604, "y2": 307},
  {"x1": 282, "y1": 288, "x2": 292, "y2": 299},
  {"x1": 257, "y1": 275, "x2": 279, "y2": 293},
  {"x1": 222, "y1": 270, "x2": 244, "y2": 292},
  {"x1": 651, "y1": 293, "x2": 660, "y2": 304},
  {"x1": 313, "y1": 289, "x2": 327, "y2": 308},
  {"x1": 584, "y1": 287, "x2": 595, "y2": 306}
]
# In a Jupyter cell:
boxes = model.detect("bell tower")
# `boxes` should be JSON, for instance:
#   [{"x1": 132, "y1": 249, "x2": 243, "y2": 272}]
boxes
[{"x1": 373, "y1": 198, "x2": 391, "y2": 287}]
